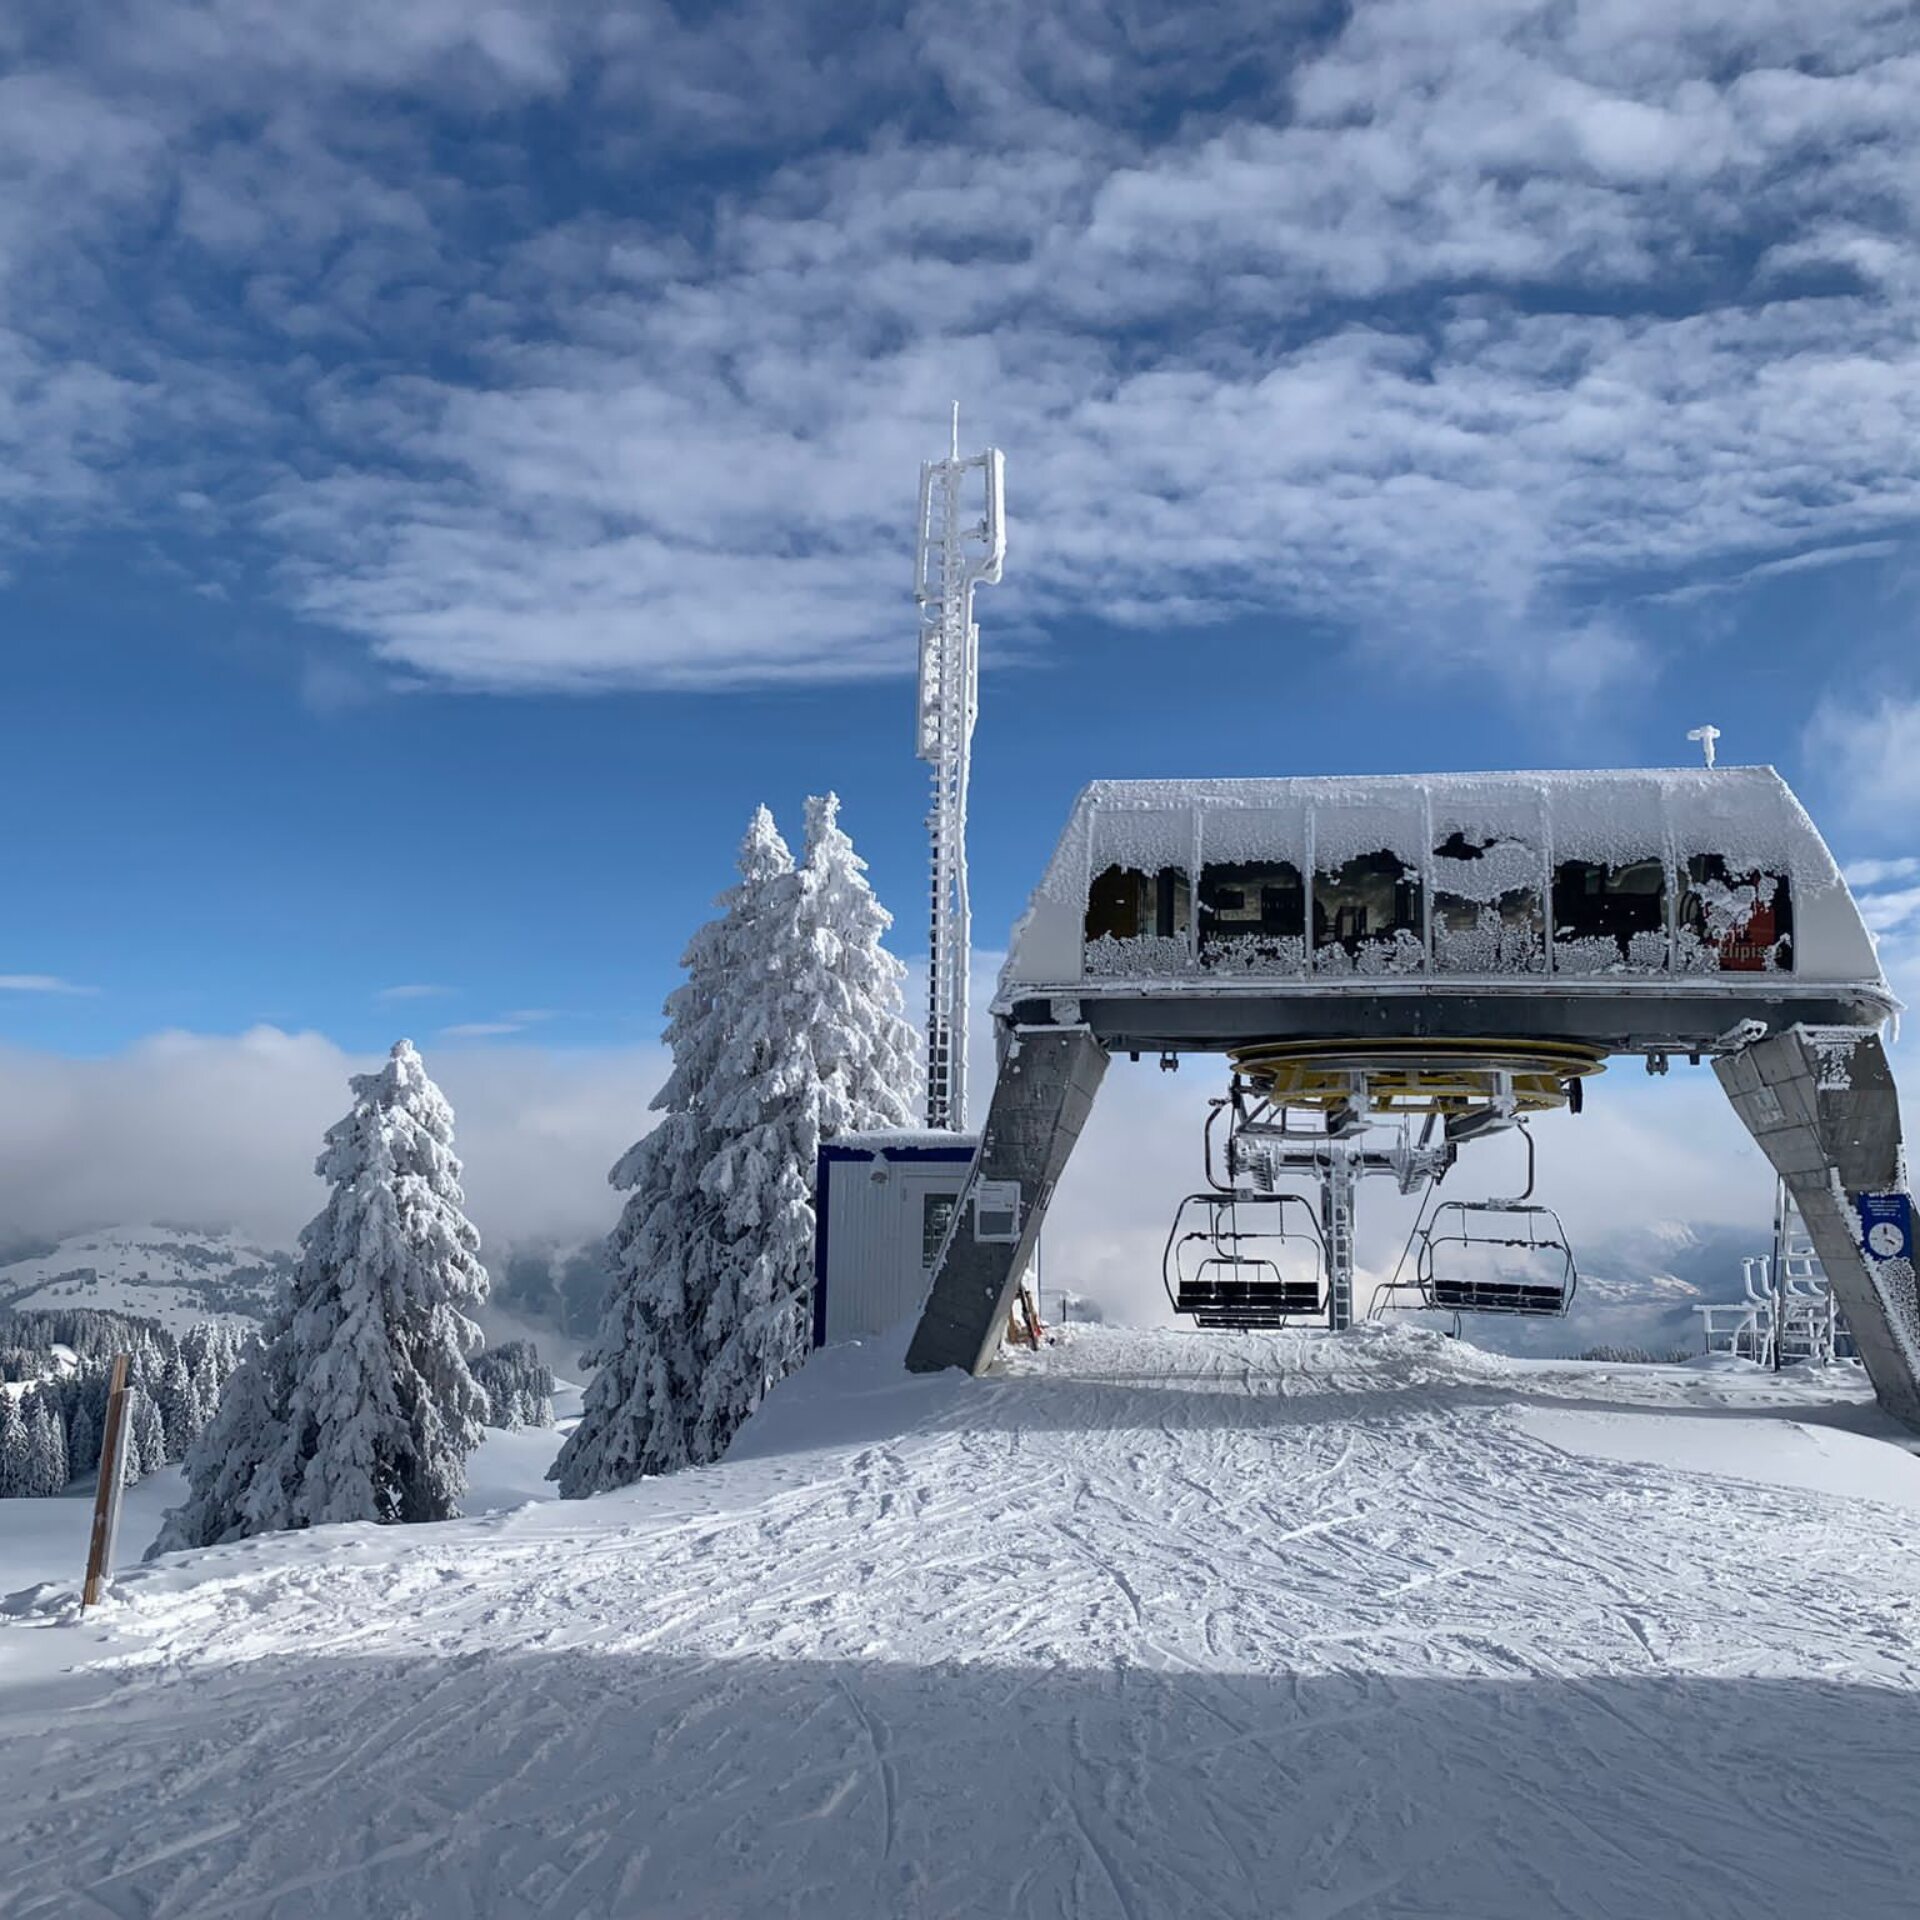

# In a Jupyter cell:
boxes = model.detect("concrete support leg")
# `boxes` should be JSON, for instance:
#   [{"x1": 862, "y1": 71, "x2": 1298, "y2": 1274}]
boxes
[
  {"x1": 1715, "y1": 1026, "x2": 1920, "y2": 1429},
  {"x1": 906, "y1": 1026, "x2": 1109, "y2": 1376}
]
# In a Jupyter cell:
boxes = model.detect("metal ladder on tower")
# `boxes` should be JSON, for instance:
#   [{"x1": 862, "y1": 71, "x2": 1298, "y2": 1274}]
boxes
[
  {"x1": 1772, "y1": 1176, "x2": 1852, "y2": 1365},
  {"x1": 1322, "y1": 1145, "x2": 1357, "y2": 1332},
  {"x1": 913, "y1": 408, "x2": 1004, "y2": 1133}
]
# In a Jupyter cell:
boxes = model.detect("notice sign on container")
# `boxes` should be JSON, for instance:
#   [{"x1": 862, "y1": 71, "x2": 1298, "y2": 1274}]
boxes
[{"x1": 1857, "y1": 1192, "x2": 1915, "y2": 1264}]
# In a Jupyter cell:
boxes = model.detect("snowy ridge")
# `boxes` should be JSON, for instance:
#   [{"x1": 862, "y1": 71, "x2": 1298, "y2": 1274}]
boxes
[
  {"x1": 0, "y1": 1225, "x2": 291, "y2": 1332},
  {"x1": 6, "y1": 1324, "x2": 1920, "y2": 1916}
]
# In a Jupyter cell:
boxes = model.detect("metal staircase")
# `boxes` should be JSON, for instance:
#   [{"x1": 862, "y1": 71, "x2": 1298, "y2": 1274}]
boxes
[
  {"x1": 1773, "y1": 1180, "x2": 1854, "y2": 1365},
  {"x1": 1697, "y1": 1181, "x2": 1855, "y2": 1367}
]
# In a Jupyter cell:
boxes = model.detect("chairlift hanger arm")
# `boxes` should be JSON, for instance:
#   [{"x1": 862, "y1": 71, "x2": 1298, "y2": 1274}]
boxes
[{"x1": 1484, "y1": 1123, "x2": 1536, "y2": 1208}]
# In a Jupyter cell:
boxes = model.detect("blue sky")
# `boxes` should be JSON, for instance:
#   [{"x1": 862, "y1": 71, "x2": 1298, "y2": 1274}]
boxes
[{"x1": 2, "y1": 0, "x2": 1918, "y2": 1256}]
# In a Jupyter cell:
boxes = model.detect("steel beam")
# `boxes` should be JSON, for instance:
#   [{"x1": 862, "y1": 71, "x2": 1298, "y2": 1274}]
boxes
[
  {"x1": 906, "y1": 1027, "x2": 1109, "y2": 1376},
  {"x1": 1715, "y1": 1026, "x2": 1920, "y2": 1429}
]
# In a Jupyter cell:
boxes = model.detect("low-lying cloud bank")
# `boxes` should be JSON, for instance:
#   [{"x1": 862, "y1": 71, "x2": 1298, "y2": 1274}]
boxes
[
  {"x1": 0, "y1": 1027, "x2": 666, "y2": 1256},
  {"x1": 2, "y1": 928, "x2": 1913, "y2": 1328}
]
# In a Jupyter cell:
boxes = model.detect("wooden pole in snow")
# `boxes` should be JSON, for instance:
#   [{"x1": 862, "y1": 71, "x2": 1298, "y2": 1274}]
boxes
[{"x1": 82, "y1": 1353, "x2": 132, "y2": 1610}]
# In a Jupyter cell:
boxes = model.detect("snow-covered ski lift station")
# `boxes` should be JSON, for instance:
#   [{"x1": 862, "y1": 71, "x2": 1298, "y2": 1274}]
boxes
[
  {"x1": 817, "y1": 430, "x2": 1919, "y2": 1434},
  {"x1": 898, "y1": 766, "x2": 1917, "y2": 1424}
]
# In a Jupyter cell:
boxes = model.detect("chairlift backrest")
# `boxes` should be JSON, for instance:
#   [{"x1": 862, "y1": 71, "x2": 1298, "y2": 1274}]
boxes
[
  {"x1": 1163, "y1": 1189, "x2": 1330, "y2": 1327},
  {"x1": 1416, "y1": 1199, "x2": 1577, "y2": 1316}
]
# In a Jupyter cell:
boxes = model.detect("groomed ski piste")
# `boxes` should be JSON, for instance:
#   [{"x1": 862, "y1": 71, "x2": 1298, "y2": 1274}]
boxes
[{"x1": 6, "y1": 1323, "x2": 1920, "y2": 1919}]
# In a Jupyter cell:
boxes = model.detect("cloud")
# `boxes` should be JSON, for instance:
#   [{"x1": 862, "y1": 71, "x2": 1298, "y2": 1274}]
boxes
[
  {"x1": 440, "y1": 1021, "x2": 526, "y2": 1040},
  {"x1": 1846, "y1": 856, "x2": 1920, "y2": 888},
  {"x1": 1805, "y1": 691, "x2": 1920, "y2": 834},
  {"x1": 3, "y1": 1, "x2": 1918, "y2": 694},
  {"x1": 0, "y1": 995, "x2": 1908, "y2": 1330},
  {"x1": 376, "y1": 982, "x2": 453, "y2": 1002},
  {"x1": 0, "y1": 974, "x2": 98, "y2": 995},
  {"x1": 1859, "y1": 885, "x2": 1920, "y2": 936},
  {"x1": 1649, "y1": 539, "x2": 1903, "y2": 606},
  {"x1": 1844, "y1": 844, "x2": 1920, "y2": 941},
  {"x1": 0, "y1": 1026, "x2": 665, "y2": 1252}
]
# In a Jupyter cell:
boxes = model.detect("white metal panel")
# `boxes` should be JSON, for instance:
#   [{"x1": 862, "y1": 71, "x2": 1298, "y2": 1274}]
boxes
[{"x1": 821, "y1": 1148, "x2": 974, "y2": 1346}]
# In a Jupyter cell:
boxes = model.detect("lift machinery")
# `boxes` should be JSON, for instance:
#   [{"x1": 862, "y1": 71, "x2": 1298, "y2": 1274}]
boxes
[{"x1": 1165, "y1": 1038, "x2": 1590, "y2": 1330}]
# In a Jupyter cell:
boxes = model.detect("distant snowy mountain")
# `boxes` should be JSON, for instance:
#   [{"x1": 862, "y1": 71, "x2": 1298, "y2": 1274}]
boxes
[{"x1": 0, "y1": 1226, "x2": 293, "y2": 1332}]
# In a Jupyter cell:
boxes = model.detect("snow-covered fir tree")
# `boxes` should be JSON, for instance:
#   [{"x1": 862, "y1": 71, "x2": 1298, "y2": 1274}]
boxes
[
  {"x1": 554, "y1": 795, "x2": 920, "y2": 1495},
  {"x1": 153, "y1": 1041, "x2": 490, "y2": 1552},
  {"x1": 67, "y1": 1400, "x2": 97, "y2": 1481},
  {"x1": 690, "y1": 792, "x2": 920, "y2": 1461},
  {"x1": 126, "y1": 1390, "x2": 166, "y2": 1486},
  {"x1": 28, "y1": 1395, "x2": 69, "y2": 1497},
  {"x1": 471, "y1": 1341, "x2": 555, "y2": 1430},
  {"x1": 552, "y1": 807, "x2": 796, "y2": 1495},
  {"x1": 156, "y1": 1353, "x2": 197, "y2": 1456},
  {"x1": 0, "y1": 1392, "x2": 29, "y2": 1497},
  {"x1": 0, "y1": 1312, "x2": 248, "y2": 1499}
]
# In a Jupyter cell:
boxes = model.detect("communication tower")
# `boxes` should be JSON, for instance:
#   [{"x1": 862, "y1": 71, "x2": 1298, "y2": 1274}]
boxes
[{"x1": 913, "y1": 407, "x2": 1005, "y2": 1130}]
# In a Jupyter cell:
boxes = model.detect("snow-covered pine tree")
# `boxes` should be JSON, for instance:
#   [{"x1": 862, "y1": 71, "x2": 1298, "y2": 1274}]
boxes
[
  {"x1": 47, "y1": 1404, "x2": 71, "y2": 1493},
  {"x1": 551, "y1": 807, "x2": 797, "y2": 1496},
  {"x1": 555, "y1": 797, "x2": 920, "y2": 1496},
  {"x1": 153, "y1": 1343, "x2": 289, "y2": 1549},
  {"x1": 156, "y1": 1353, "x2": 197, "y2": 1456},
  {"x1": 28, "y1": 1396, "x2": 69, "y2": 1497},
  {"x1": 0, "y1": 1392, "x2": 27, "y2": 1497},
  {"x1": 790, "y1": 793, "x2": 925, "y2": 1140},
  {"x1": 67, "y1": 1400, "x2": 98, "y2": 1480},
  {"x1": 126, "y1": 1390, "x2": 165, "y2": 1487},
  {"x1": 153, "y1": 1041, "x2": 490, "y2": 1553},
  {"x1": 691, "y1": 793, "x2": 922, "y2": 1461}
]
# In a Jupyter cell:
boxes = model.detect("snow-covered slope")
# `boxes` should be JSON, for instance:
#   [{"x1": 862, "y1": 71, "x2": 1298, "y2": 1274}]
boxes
[
  {"x1": 0, "y1": 1225, "x2": 291, "y2": 1331},
  {"x1": 5, "y1": 1325, "x2": 1920, "y2": 1918}
]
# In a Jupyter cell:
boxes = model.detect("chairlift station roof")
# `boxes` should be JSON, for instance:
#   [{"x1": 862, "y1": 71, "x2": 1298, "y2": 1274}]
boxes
[{"x1": 995, "y1": 766, "x2": 1893, "y2": 1057}]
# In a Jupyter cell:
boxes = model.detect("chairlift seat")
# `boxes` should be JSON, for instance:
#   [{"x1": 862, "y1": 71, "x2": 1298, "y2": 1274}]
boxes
[
  {"x1": 1414, "y1": 1199, "x2": 1577, "y2": 1318},
  {"x1": 1175, "y1": 1263, "x2": 1325, "y2": 1325},
  {"x1": 1163, "y1": 1191, "x2": 1329, "y2": 1328},
  {"x1": 1428, "y1": 1277, "x2": 1570, "y2": 1314}
]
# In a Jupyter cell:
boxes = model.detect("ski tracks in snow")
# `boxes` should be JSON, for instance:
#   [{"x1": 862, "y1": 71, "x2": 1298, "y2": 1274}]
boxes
[{"x1": 5, "y1": 1325, "x2": 1920, "y2": 1916}]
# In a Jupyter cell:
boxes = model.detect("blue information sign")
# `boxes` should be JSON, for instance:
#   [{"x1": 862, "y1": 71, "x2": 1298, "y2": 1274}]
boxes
[{"x1": 1857, "y1": 1192, "x2": 1915, "y2": 1264}]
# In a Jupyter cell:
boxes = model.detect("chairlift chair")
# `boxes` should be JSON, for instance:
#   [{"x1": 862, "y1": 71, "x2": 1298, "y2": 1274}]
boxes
[
  {"x1": 1163, "y1": 1191, "x2": 1328, "y2": 1328},
  {"x1": 1416, "y1": 1199, "x2": 1577, "y2": 1315}
]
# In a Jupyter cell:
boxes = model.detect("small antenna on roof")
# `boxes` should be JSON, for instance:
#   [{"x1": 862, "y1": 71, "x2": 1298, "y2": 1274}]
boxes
[
  {"x1": 1686, "y1": 724, "x2": 1721, "y2": 770},
  {"x1": 950, "y1": 399, "x2": 959, "y2": 460}
]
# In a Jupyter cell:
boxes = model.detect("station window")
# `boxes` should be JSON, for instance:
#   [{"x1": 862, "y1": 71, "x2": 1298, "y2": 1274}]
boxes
[
  {"x1": 1430, "y1": 831, "x2": 1545, "y2": 973},
  {"x1": 922, "y1": 1191, "x2": 957, "y2": 1268},
  {"x1": 1198, "y1": 861, "x2": 1306, "y2": 971},
  {"x1": 1085, "y1": 864, "x2": 1191, "y2": 943},
  {"x1": 1085, "y1": 864, "x2": 1191, "y2": 974},
  {"x1": 1550, "y1": 858, "x2": 1669, "y2": 972},
  {"x1": 1312, "y1": 851, "x2": 1424, "y2": 971},
  {"x1": 1678, "y1": 856, "x2": 1793, "y2": 973}
]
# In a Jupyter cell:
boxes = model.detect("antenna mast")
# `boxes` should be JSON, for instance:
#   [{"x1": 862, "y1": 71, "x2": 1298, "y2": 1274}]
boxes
[{"x1": 914, "y1": 408, "x2": 1005, "y2": 1130}]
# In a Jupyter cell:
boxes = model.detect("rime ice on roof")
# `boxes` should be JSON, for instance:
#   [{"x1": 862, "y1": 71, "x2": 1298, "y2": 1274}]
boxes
[{"x1": 999, "y1": 766, "x2": 1891, "y2": 1004}]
